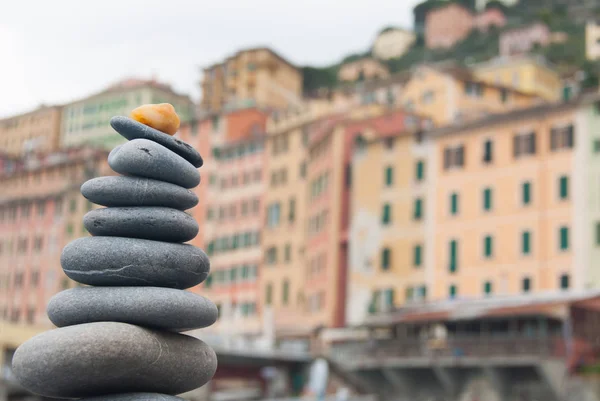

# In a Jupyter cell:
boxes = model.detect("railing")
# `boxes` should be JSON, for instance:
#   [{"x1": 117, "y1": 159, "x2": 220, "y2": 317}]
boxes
[{"x1": 329, "y1": 336, "x2": 565, "y2": 366}]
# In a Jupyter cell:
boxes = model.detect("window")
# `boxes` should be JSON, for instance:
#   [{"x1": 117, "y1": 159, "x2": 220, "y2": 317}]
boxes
[
  {"x1": 282, "y1": 280, "x2": 290, "y2": 305},
  {"x1": 594, "y1": 139, "x2": 600, "y2": 153},
  {"x1": 288, "y1": 198, "x2": 296, "y2": 223},
  {"x1": 522, "y1": 231, "x2": 531, "y2": 255},
  {"x1": 559, "y1": 176, "x2": 569, "y2": 200},
  {"x1": 465, "y1": 82, "x2": 483, "y2": 97},
  {"x1": 483, "y1": 188, "x2": 492, "y2": 211},
  {"x1": 267, "y1": 203, "x2": 281, "y2": 227},
  {"x1": 284, "y1": 244, "x2": 291, "y2": 262},
  {"x1": 449, "y1": 240, "x2": 458, "y2": 273},
  {"x1": 413, "y1": 198, "x2": 423, "y2": 220},
  {"x1": 70, "y1": 198, "x2": 77, "y2": 213},
  {"x1": 384, "y1": 289, "x2": 395, "y2": 309},
  {"x1": 415, "y1": 160, "x2": 425, "y2": 181},
  {"x1": 522, "y1": 277, "x2": 531, "y2": 293},
  {"x1": 484, "y1": 281, "x2": 493, "y2": 296},
  {"x1": 382, "y1": 204, "x2": 392, "y2": 225},
  {"x1": 345, "y1": 165, "x2": 352, "y2": 188},
  {"x1": 266, "y1": 283, "x2": 273, "y2": 305},
  {"x1": 484, "y1": 235, "x2": 493, "y2": 258},
  {"x1": 413, "y1": 245, "x2": 422, "y2": 267},
  {"x1": 550, "y1": 125, "x2": 574, "y2": 151},
  {"x1": 422, "y1": 91, "x2": 434, "y2": 104},
  {"x1": 66, "y1": 224, "x2": 74, "y2": 236},
  {"x1": 37, "y1": 201, "x2": 46, "y2": 217},
  {"x1": 450, "y1": 192, "x2": 459, "y2": 215},
  {"x1": 559, "y1": 226, "x2": 569, "y2": 250},
  {"x1": 241, "y1": 202, "x2": 248, "y2": 216},
  {"x1": 483, "y1": 140, "x2": 493, "y2": 163},
  {"x1": 300, "y1": 162, "x2": 307, "y2": 178},
  {"x1": 522, "y1": 181, "x2": 532, "y2": 205},
  {"x1": 34, "y1": 236, "x2": 43, "y2": 252},
  {"x1": 443, "y1": 145, "x2": 465, "y2": 169},
  {"x1": 266, "y1": 247, "x2": 278, "y2": 264},
  {"x1": 384, "y1": 166, "x2": 393, "y2": 186},
  {"x1": 449, "y1": 285, "x2": 457, "y2": 298},
  {"x1": 596, "y1": 222, "x2": 600, "y2": 246},
  {"x1": 513, "y1": 132, "x2": 536, "y2": 158},
  {"x1": 560, "y1": 274, "x2": 570, "y2": 290},
  {"x1": 381, "y1": 248, "x2": 391, "y2": 270},
  {"x1": 500, "y1": 88, "x2": 509, "y2": 103}
]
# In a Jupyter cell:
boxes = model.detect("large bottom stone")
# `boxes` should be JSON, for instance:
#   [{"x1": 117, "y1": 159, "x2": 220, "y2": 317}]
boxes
[
  {"x1": 12, "y1": 322, "x2": 217, "y2": 398},
  {"x1": 81, "y1": 393, "x2": 186, "y2": 401},
  {"x1": 48, "y1": 287, "x2": 218, "y2": 331}
]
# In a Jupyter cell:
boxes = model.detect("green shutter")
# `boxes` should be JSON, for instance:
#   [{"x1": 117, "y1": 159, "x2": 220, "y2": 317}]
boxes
[
  {"x1": 559, "y1": 176, "x2": 568, "y2": 199},
  {"x1": 484, "y1": 281, "x2": 492, "y2": 295},
  {"x1": 522, "y1": 277, "x2": 531, "y2": 292},
  {"x1": 484, "y1": 236, "x2": 493, "y2": 258},
  {"x1": 266, "y1": 284, "x2": 273, "y2": 305},
  {"x1": 449, "y1": 285, "x2": 457, "y2": 298},
  {"x1": 385, "y1": 289, "x2": 395, "y2": 308},
  {"x1": 523, "y1": 182, "x2": 531, "y2": 205},
  {"x1": 416, "y1": 161, "x2": 425, "y2": 181},
  {"x1": 205, "y1": 274, "x2": 213, "y2": 288},
  {"x1": 560, "y1": 226, "x2": 569, "y2": 250},
  {"x1": 381, "y1": 248, "x2": 391, "y2": 270},
  {"x1": 414, "y1": 198, "x2": 423, "y2": 220},
  {"x1": 522, "y1": 231, "x2": 531, "y2": 255},
  {"x1": 282, "y1": 280, "x2": 289, "y2": 305},
  {"x1": 382, "y1": 204, "x2": 391, "y2": 224},
  {"x1": 449, "y1": 240, "x2": 457, "y2": 273},
  {"x1": 596, "y1": 222, "x2": 600, "y2": 246},
  {"x1": 413, "y1": 245, "x2": 422, "y2": 267},
  {"x1": 450, "y1": 193, "x2": 458, "y2": 215},
  {"x1": 385, "y1": 166, "x2": 393, "y2": 186},
  {"x1": 483, "y1": 188, "x2": 492, "y2": 211},
  {"x1": 405, "y1": 287, "x2": 414, "y2": 301},
  {"x1": 560, "y1": 274, "x2": 570, "y2": 289}
]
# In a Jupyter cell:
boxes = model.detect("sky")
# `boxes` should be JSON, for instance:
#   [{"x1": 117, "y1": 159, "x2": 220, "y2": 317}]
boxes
[{"x1": 0, "y1": 0, "x2": 420, "y2": 118}]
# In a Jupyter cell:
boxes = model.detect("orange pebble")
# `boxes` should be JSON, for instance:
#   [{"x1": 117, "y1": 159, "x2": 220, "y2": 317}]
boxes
[{"x1": 130, "y1": 103, "x2": 180, "y2": 136}]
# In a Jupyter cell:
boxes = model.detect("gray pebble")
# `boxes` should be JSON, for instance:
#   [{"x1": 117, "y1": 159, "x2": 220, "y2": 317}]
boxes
[
  {"x1": 81, "y1": 176, "x2": 198, "y2": 210},
  {"x1": 111, "y1": 116, "x2": 203, "y2": 168},
  {"x1": 61, "y1": 237, "x2": 209, "y2": 289},
  {"x1": 108, "y1": 139, "x2": 200, "y2": 188},
  {"x1": 12, "y1": 322, "x2": 217, "y2": 398},
  {"x1": 47, "y1": 287, "x2": 217, "y2": 332},
  {"x1": 81, "y1": 394, "x2": 186, "y2": 401},
  {"x1": 84, "y1": 207, "x2": 198, "y2": 242}
]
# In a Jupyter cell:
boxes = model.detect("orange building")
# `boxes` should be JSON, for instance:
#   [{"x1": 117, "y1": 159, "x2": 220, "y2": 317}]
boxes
[{"x1": 0, "y1": 106, "x2": 62, "y2": 156}]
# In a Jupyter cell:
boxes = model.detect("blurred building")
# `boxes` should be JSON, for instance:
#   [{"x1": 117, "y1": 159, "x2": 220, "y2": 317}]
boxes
[
  {"x1": 0, "y1": 147, "x2": 110, "y2": 327},
  {"x1": 337, "y1": 58, "x2": 390, "y2": 83},
  {"x1": 401, "y1": 62, "x2": 540, "y2": 126},
  {"x1": 0, "y1": 106, "x2": 62, "y2": 156},
  {"x1": 200, "y1": 47, "x2": 303, "y2": 115},
  {"x1": 586, "y1": 20, "x2": 600, "y2": 61},
  {"x1": 60, "y1": 78, "x2": 194, "y2": 150},
  {"x1": 371, "y1": 27, "x2": 416, "y2": 60},
  {"x1": 472, "y1": 55, "x2": 562, "y2": 102},
  {"x1": 425, "y1": 3, "x2": 473, "y2": 49},
  {"x1": 499, "y1": 22, "x2": 551, "y2": 57},
  {"x1": 475, "y1": 0, "x2": 518, "y2": 11}
]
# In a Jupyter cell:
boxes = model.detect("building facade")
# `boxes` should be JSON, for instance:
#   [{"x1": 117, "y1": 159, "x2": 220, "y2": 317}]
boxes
[
  {"x1": 499, "y1": 22, "x2": 551, "y2": 57},
  {"x1": 337, "y1": 58, "x2": 390, "y2": 83},
  {"x1": 0, "y1": 106, "x2": 62, "y2": 156},
  {"x1": 200, "y1": 48, "x2": 303, "y2": 115},
  {"x1": 61, "y1": 78, "x2": 194, "y2": 150},
  {"x1": 372, "y1": 28, "x2": 416, "y2": 60},
  {"x1": 586, "y1": 20, "x2": 600, "y2": 61},
  {"x1": 425, "y1": 3, "x2": 474, "y2": 49}
]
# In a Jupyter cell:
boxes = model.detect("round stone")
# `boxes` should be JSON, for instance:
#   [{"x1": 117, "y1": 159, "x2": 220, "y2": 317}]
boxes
[
  {"x1": 111, "y1": 116, "x2": 203, "y2": 167},
  {"x1": 81, "y1": 176, "x2": 198, "y2": 210},
  {"x1": 48, "y1": 287, "x2": 218, "y2": 331},
  {"x1": 61, "y1": 237, "x2": 210, "y2": 289},
  {"x1": 81, "y1": 394, "x2": 186, "y2": 401},
  {"x1": 84, "y1": 207, "x2": 198, "y2": 242},
  {"x1": 11, "y1": 322, "x2": 217, "y2": 398},
  {"x1": 108, "y1": 138, "x2": 200, "y2": 189}
]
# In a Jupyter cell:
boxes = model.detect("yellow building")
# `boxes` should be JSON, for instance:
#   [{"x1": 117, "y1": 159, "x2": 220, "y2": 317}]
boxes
[
  {"x1": 201, "y1": 47, "x2": 303, "y2": 114},
  {"x1": 0, "y1": 106, "x2": 62, "y2": 156},
  {"x1": 401, "y1": 62, "x2": 539, "y2": 127},
  {"x1": 472, "y1": 55, "x2": 563, "y2": 101},
  {"x1": 372, "y1": 27, "x2": 416, "y2": 60}
]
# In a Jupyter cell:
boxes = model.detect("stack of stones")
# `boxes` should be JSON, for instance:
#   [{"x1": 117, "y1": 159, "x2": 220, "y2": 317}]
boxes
[{"x1": 12, "y1": 104, "x2": 218, "y2": 401}]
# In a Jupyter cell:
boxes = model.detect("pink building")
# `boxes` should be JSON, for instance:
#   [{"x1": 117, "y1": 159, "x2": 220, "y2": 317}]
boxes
[
  {"x1": 425, "y1": 3, "x2": 474, "y2": 49},
  {"x1": 500, "y1": 22, "x2": 551, "y2": 57},
  {"x1": 474, "y1": 7, "x2": 506, "y2": 32}
]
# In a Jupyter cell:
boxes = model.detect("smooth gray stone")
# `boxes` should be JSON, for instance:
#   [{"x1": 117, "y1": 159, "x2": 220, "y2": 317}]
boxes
[
  {"x1": 81, "y1": 394, "x2": 186, "y2": 401},
  {"x1": 12, "y1": 322, "x2": 217, "y2": 398},
  {"x1": 111, "y1": 116, "x2": 203, "y2": 168},
  {"x1": 61, "y1": 237, "x2": 209, "y2": 289},
  {"x1": 81, "y1": 176, "x2": 198, "y2": 210},
  {"x1": 48, "y1": 287, "x2": 218, "y2": 331},
  {"x1": 84, "y1": 207, "x2": 198, "y2": 242},
  {"x1": 108, "y1": 139, "x2": 200, "y2": 188}
]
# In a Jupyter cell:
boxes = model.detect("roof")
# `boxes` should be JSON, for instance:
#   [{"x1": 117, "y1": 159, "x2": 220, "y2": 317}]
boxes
[
  {"x1": 0, "y1": 104, "x2": 62, "y2": 123},
  {"x1": 203, "y1": 46, "x2": 299, "y2": 72},
  {"x1": 364, "y1": 289, "x2": 600, "y2": 327},
  {"x1": 470, "y1": 54, "x2": 556, "y2": 73},
  {"x1": 428, "y1": 91, "x2": 600, "y2": 138}
]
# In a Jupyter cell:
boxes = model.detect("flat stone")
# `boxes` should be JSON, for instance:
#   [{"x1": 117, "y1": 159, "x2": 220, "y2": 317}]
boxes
[
  {"x1": 48, "y1": 287, "x2": 217, "y2": 331},
  {"x1": 81, "y1": 394, "x2": 186, "y2": 401},
  {"x1": 12, "y1": 322, "x2": 217, "y2": 398},
  {"x1": 81, "y1": 176, "x2": 198, "y2": 210},
  {"x1": 108, "y1": 139, "x2": 200, "y2": 189},
  {"x1": 111, "y1": 116, "x2": 203, "y2": 168},
  {"x1": 84, "y1": 207, "x2": 198, "y2": 242},
  {"x1": 61, "y1": 237, "x2": 210, "y2": 289}
]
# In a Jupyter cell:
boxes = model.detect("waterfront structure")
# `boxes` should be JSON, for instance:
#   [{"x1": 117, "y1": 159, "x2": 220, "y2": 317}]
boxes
[
  {"x1": 0, "y1": 106, "x2": 62, "y2": 156},
  {"x1": 371, "y1": 27, "x2": 416, "y2": 60},
  {"x1": 60, "y1": 78, "x2": 194, "y2": 150},
  {"x1": 338, "y1": 58, "x2": 390, "y2": 83},
  {"x1": 200, "y1": 47, "x2": 303, "y2": 115},
  {"x1": 401, "y1": 62, "x2": 539, "y2": 126},
  {"x1": 472, "y1": 55, "x2": 562, "y2": 102}
]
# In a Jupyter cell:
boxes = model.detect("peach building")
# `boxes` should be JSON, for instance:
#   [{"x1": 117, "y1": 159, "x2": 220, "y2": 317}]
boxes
[
  {"x1": 586, "y1": 20, "x2": 600, "y2": 61},
  {"x1": 401, "y1": 62, "x2": 540, "y2": 126},
  {"x1": 0, "y1": 106, "x2": 62, "y2": 156},
  {"x1": 425, "y1": 3, "x2": 474, "y2": 49},
  {"x1": 337, "y1": 58, "x2": 390, "y2": 83},
  {"x1": 201, "y1": 47, "x2": 303, "y2": 114},
  {"x1": 0, "y1": 147, "x2": 110, "y2": 327},
  {"x1": 500, "y1": 22, "x2": 551, "y2": 57}
]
